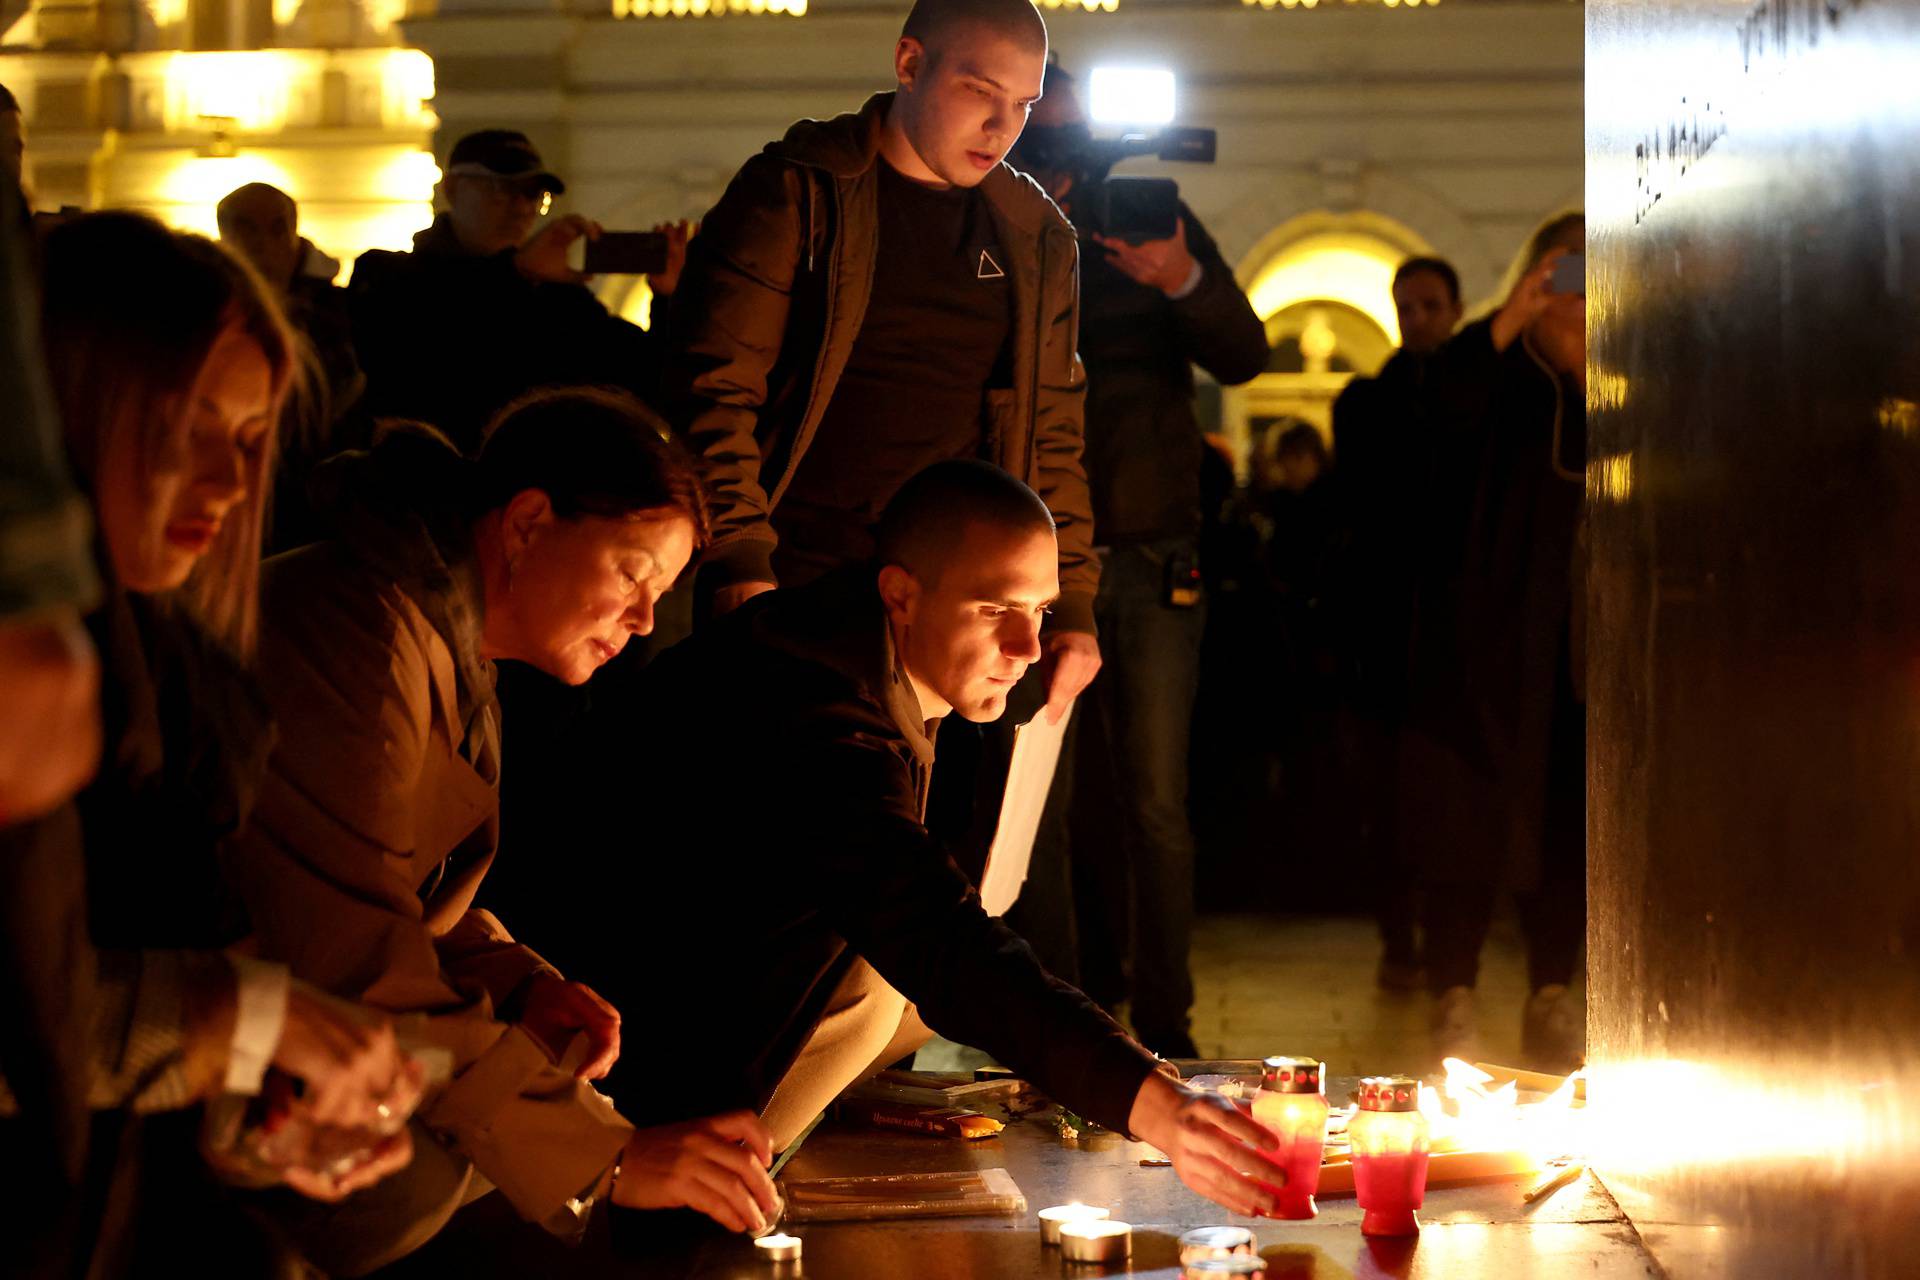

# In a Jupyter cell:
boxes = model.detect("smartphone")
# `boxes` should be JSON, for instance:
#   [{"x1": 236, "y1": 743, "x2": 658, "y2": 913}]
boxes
[
  {"x1": 1549, "y1": 253, "x2": 1585, "y2": 295},
  {"x1": 583, "y1": 231, "x2": 670, "y2": 276}
]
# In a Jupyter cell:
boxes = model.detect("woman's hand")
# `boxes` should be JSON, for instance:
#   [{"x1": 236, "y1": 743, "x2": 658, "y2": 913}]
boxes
[
  {"x1": 272, "y1": 984, "x2": 424, "y2": 1134},
  {"x1": 609, "y1": 1110, "x2": 781, "y2": 1234}
]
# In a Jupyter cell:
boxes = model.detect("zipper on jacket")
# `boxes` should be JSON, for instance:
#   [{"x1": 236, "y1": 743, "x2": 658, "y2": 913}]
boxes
[{"x1": 1025, "y1": 233, "x2": 1046, "y2": 479}]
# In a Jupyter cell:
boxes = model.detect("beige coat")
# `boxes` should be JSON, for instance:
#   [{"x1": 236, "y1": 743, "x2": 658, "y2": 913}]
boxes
[{"x1": 231, "y1": 537, "x2": 630, "y2": 1229}]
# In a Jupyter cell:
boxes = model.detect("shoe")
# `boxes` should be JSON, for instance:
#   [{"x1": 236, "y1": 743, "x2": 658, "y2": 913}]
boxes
[
  {"x1": 1430, "y1": 985, "x2": 1480, "y2": 1067},
  {"x1": 1521, "y1": 984, "x2": 1586, "y2": 1074},
  {"x1": 1376, "y1": 958, "x2": 1426, "y2": 994}
]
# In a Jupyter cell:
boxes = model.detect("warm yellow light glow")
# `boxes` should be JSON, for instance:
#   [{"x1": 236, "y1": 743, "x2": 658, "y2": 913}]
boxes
[
  {"x1": 1877, "y1": 396, "x2": 1919, "y2": 437},
  {"x1": 1590, "y1": 367, "x2": 1630, "y2": 413},
  {"x1": 147, "y1": 0, "x2": 187, "y2": 27},
  {"x1": 381, "y1": 49, "x2": 436, "y2": 122},
  {"x1": 618, "y1": 278, "x2": 656, "y2": 332},
  {"x1": 143, "y1": 143, "x2": 436, "y2": 282},
  {"x1": 157, "y1": 154, "x2": 299, "y2": 235},
  {"x1": 272, "y1": 0, "x2": 300, "y2": 26},
  {"x1": 1584, "y1": 1058, "x2": 1896, "y2": 1177},
  {"x1": 366, "y1": 0, "x2": 409, "y2": 32},
  {"x1": 1589, "y1": 453, "x2": 1634, "y2": 504},
  {"x1": 168, "y1": 52, "x2": 298, "y2": 132},
  {"x1": 1246, "y1": 236, "x2": 1404, "y2": 346},
  {"x1": 1417, "y1": 1059, "x2": 1584, "y2": 1164}
]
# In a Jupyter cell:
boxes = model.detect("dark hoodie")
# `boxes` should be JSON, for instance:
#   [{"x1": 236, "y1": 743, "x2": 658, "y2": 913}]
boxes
[
  {"x1": 539, "y1": 564, "x2": 1160, "y2": 1137},
  {"x1": 349, "y1": 215, "x2": 663, "y2": 455}
]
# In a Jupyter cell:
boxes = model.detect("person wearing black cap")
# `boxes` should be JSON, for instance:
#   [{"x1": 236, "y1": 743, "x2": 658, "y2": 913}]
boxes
[{"x1": 348, "y1": 128, "x2": 690, "y2": 454}]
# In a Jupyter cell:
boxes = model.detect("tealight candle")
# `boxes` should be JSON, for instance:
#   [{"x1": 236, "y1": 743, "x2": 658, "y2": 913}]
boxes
[
  {"x1": 1059, "y1": 1219, "x2": 1132, "y2": 1263},
  {"x1": 1182, "y1": 1259, "x2": 1268, "y2": 1278},
  {"x1": 753, "y1": 1232, "x2": 803, "y2": 1262},
  {"x1": 1038, "y1": 1203, "x2": 1111, "y2": 1245},
  {"x1": 1178, "y1": 1225, "x2": 1256, "y2": 1265}
]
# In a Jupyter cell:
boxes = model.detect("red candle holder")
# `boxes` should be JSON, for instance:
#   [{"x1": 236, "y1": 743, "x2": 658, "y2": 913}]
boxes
[
  {"x1": 1250, "y1": 1055, "x2": 1327, "y2": 1218},
  {"x1": 1350, "y1": 1076, "x2": 1430, "y2": 1237}
]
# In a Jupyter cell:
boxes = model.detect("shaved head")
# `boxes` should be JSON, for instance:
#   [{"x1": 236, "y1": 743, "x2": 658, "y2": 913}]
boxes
[
  {"x1": 877, "y1": 460, "x2": 1054, "y2": 586},
  {"x1": 902, "y1": 0, "x2": 1047, "y2": 60}
]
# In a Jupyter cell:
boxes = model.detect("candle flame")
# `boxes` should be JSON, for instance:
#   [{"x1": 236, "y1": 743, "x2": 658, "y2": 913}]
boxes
[{"x1": 1417, "y1": 1058, "x2": 1585, "y2": 1162}]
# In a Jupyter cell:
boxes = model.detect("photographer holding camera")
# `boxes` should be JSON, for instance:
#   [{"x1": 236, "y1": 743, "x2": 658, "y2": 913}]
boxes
[{"x1": 1006, "y1": 63, "x2": 1267, "y2": 1058}]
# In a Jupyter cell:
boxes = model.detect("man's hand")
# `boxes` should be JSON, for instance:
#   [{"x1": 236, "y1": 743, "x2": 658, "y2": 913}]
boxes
[
  {"x1": 1491, "y1": 248, "x2": 1567, "y2": 353},
  {"x1": 0, "y1": 612, "x2": 100, "y2": 825},
  {"x1": 1039, "y1": 630, "x2": 1101, "y2": 725},
  {"x1": 648, "y1": 219, "x2": 696, "y2": 299},
  {"x1": 712, "y1": 580, "x2": 777, "y2": 618},
  {"x1": 1127, "y1": 1071, "x2": 1286, "y2": 1217},
  {"x1": 610, "y1": 1110, "x2": 782, "y2": 1234},
  {"x1": 516, "y1": 214, "x2": 602, "y2": 285},
  {"x1": 518, "y1": 974, "x2": 622, "y2": 1080},
  {"x1": 1092, "y1": 219, "x2": 1198, "y2": 296}
]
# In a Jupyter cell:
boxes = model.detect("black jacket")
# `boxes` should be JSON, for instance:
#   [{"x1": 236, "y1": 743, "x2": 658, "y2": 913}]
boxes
[
  {"x1": 1330, "y1": 349, "x2": 1433, "y2": 713},
  {"x1": 1401, "y1": 319, "x2": 1587, "y2": 878},
  {"x1": 1078, "y1": 206, "x2": 1268, "y2": 544},
  {"x1": 348, "y1": 216, "x2": 662, "y2": 454},
  {"x1": 542, "y1": 567, "x2": 1159, "y2": 1133}
]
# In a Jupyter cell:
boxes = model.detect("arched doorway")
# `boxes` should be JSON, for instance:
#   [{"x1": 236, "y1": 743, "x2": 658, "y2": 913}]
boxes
[{"x1": 1221, "y1": 211, "x2": 1429, "y2": 476}]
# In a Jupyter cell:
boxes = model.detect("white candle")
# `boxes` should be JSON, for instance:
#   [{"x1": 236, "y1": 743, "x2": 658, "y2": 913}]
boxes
[
  {"x1": 753, "y1": 1232, "x2": 802, "y2": 1262},
  {"x1": 1059, "y1": 1219, "x2": 1133, "y2": 1263},
  {"x1": 1038, "y1": 1203, "x2": 1111, "y2": 1245},
  {"x1": 1179, "y1": 1225, "x2": 1256, "y2": 1265}
]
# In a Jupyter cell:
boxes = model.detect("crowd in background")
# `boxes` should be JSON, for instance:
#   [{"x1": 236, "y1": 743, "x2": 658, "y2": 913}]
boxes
[{"x1": 0, "y1": 0, "x2": 1588, "y2": 1268}]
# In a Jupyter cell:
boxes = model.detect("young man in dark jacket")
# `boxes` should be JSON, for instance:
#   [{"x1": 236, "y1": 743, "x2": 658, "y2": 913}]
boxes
[
  {"x1": 1002, "y1": 64, "x2": 1269, "y2": 1057},
  {"x1": 549, "y1": 462, "x2": 1284, "y2": 1243},
  {"x1": 667, "y1": 0, "x2": 1101, "y2": 724}
]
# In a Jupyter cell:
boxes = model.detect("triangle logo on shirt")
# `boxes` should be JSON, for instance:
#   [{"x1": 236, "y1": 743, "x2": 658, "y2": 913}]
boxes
[{"x1": 977, "y1": 249, "x2": 1006, "y2": 281}]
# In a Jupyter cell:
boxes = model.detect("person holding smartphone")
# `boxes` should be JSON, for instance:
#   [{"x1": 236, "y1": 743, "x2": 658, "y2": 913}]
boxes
[
  {"x1": 1397, "y1": 212, "x2": 1589, "y2": 1074},
  {"x1": 349, "y1": 129, "x2": 693, "y2": 455}
]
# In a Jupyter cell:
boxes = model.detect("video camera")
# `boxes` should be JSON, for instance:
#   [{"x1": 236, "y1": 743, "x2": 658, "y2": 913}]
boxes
[{"x1": 1010, "y1": 122, "x2": 1216, "y2": 245}]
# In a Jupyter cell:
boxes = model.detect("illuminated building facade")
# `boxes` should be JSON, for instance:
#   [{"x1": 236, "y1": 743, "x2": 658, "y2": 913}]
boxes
[
  {"x1": 1, "y1": 0, "x2": 438, "y2": 272},
  {"x1": 403, "y1": 0, "x2": 1581, "y2": 450},
  {"x1": 3, "y1": 0, "x2": 1578, "y2": 450}
]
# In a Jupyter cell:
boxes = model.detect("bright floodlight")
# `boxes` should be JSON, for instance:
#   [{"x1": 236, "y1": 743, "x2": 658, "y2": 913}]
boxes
[{"x1": 1088, "y1": 67, "x2": 1176, "y2": 127}]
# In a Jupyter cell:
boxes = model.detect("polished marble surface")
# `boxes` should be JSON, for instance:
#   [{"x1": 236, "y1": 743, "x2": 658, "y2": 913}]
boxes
[{"x1": 1588, "y1": 0, "x2": 1920, "y2": 1273}]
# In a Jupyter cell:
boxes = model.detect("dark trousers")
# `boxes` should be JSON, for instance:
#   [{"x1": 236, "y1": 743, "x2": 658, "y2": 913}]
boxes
[
  {"x1": 1338, "y1": 706, "x2": 1420, "y2": 966},
  {"x1": 1421, "y1": 662, "x2": 1586, "y2": 995},
  {"x1": 1016, "y1": 539, "x2": 1207, "y2": 1043}
]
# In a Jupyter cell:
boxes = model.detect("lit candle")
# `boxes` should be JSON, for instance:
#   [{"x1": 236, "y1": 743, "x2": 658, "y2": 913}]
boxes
[
  {"x1": 1181, "y1": 1258, "x2": 1269, "y2": 1277},
  {"x1": 1059, "y1": 1219, "x2": 1132, "y2": 1263},
  {"x1": 1178, "y1": 1225, "x2": 1256, "y2": 1265},
  {"x1": 1249, "y1": 1055, "x2": 1328, "y2": 1219},
  {"x1": 1349, "y1": 1076, "x2": 1430, "y2": 1237},
  {"x1": 752, "y1": 1232, "x2": 803, "y2": 1262},
  {"x1": 1037, "y1": 1203, "x2": 1110, "y2": 1245}
]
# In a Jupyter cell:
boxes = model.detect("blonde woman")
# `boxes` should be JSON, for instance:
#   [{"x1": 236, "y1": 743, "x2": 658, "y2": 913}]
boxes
[{"x1": 3, "y1": 213, "x2": 420, "y2": 1274}]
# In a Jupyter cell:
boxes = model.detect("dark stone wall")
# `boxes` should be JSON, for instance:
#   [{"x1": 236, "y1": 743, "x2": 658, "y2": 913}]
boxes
[{"x1": 1587, "y1": 0, "x2": 1920, "y2": 1274}]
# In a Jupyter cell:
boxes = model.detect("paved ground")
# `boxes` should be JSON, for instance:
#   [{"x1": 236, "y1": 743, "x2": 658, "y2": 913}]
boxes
[{"x1": 924, "y1": 911, "x2": 1588, "y2": 1079}]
